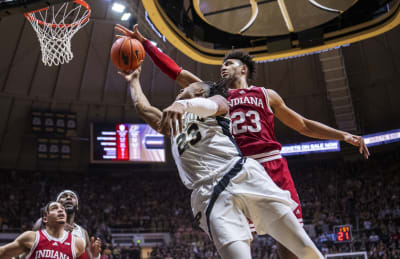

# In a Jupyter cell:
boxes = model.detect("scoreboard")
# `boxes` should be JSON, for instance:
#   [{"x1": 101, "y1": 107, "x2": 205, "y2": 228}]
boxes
[
  {"x1": 91, "y1": 123, "x2": 165, "y2": 163},
  {"x1": 333, "y1": 225, "x2": 352, "y2": 243}
]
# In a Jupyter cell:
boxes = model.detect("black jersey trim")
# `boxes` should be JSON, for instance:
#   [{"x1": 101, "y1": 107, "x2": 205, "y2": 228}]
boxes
[
  {"x1": 205, "y1": 157, "x2": 246, "y2": 240},
  {"x1": 216, "y1": 116, "x2": 242, "y2": 157}
]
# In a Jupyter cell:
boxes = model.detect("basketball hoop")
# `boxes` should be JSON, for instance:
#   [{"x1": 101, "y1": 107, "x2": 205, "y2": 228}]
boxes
[{"x1": 24, "y1": 0, "x2": 91, "y2": 66}]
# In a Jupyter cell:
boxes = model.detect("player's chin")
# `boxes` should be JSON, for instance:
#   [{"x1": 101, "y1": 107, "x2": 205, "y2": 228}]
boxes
[
  {"x1": 65, "y1": 206, "x2": 76, "y2": 213},
  {"x1": 57, "y1": 219, "x2": 66, "y2": 224}
]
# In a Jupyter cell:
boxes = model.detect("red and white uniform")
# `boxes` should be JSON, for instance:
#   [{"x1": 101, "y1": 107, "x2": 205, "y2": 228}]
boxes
[
  {"x1": 228, "y1": 86, "x2": 303, "y2": 224},
  {"x1": 26, "y1": 230, "x2": 76, "y2": 259}
]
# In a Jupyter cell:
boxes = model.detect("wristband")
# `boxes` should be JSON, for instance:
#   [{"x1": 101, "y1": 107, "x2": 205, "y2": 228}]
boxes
[{"x1": 176, "y1": 98, "x2": 218, "y2": 118}]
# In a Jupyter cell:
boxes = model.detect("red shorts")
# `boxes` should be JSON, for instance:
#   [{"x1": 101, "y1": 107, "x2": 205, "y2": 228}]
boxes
[{"x1": 260, "y1": 157, "x2": 303, "y2": 224}]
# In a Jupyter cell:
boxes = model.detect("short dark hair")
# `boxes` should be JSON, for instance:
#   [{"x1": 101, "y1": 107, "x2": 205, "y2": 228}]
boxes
[
  {"x1": 42, "y1": 201, "x2": 59, "y2": 216},
  {"x1": 223, "y1": 50, "x2": 256, "y2": 81}
]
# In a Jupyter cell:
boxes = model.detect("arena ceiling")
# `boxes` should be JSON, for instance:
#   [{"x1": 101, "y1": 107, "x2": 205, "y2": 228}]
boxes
[
  {"x1": 0, "y1": 0, "x2": 398, "y2": 171},
  {"x1": 143, "y1": 0, "x2": 400, "y2": 64}
]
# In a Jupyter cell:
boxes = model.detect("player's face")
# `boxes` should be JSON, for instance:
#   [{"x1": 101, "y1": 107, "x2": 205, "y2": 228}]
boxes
[
  {"x1": 57, "y1": 192, "x2": 78, "y2": 212},
  {"x1": 221, "y1": 59, "x2": 245, "y2": 79},
  {"x1": 176, "y1": 83, "x2": 207, "y2": 100},
  {"x1": 44, "y1": 202, "x2": 66, "y2": 225}
]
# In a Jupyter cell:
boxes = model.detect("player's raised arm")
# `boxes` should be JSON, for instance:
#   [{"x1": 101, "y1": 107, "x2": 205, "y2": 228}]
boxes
[
  {"x1": 115, "y1": 24, "x2": 202, "y2": 88},
  {"x1": 118, "y1": 65, "x2": 168, "y2": 135},
  {"x1": 268, "y1": 89, "x2": 370, "y2": 159},
  {"x1": 0, "y1": 231, "x2": 35, "y2": 259},
  {"x1": 159, "y1": 81, "x2": 229, "y2": 135}
]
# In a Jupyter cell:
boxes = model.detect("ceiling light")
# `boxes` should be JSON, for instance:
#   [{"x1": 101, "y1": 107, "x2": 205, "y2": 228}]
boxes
[
  {"x1": 112, "y1": 3, "x2": 125, "y2": 13},
  {"x1": 121, "y1": 12, "x2": 131, "y2": 21}
]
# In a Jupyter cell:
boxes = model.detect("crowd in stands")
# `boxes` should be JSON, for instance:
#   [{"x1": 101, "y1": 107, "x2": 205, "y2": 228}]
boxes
[{"x1": 0, "y1": 148, "x2": 399, "y2": 258}]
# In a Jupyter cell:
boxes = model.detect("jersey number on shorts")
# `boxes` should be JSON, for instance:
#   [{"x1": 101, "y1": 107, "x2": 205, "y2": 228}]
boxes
[
  {"x1": 176, "y1": 123, "x2": 202, "y2": 155},
  {"x1": 231, "y1": 111, "x2": 261, "y2": 134}
]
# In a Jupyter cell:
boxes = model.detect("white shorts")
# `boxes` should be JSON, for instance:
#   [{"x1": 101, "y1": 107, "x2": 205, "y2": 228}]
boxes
[{"x1": 191, "y1": 157, "x2": 298, "y2": 250}]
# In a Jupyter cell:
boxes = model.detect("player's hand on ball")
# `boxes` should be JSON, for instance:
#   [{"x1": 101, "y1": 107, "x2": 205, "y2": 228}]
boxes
[
  {"x1": 118, "y1": 62, "x2": 143, "y2": 82},
  {"x1": 90, "y1": 236, "x2": 102, "y2": 257},
  {"x1": 160, "y1": 102, "x2": 186, "y2": 136},
  {"x1": 343, "y1": 133, "x2": 370, "y2": 159},
  {"x1": 114, "y1": 24, "x2": 145, "y2": 43}
]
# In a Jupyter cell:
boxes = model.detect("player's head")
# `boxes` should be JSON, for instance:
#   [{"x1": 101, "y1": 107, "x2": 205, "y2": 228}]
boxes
[
  {"x1": 42, "y1": 201, "x2": 66, "y2": 226},
  {"x1": 221, "y1": 50, "x2": 256, "y2": 82},
  {"x1": 176, "y1": 79, "x2": 230, "y2": 100},
  {"x1": 56, "y1": 190, "x2": 79, "y2": 214}
]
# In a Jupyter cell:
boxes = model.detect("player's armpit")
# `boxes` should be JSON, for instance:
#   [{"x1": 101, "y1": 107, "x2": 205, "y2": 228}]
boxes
[{"x1": 0, "y1": 231, "x2": 35, "y2": 258}]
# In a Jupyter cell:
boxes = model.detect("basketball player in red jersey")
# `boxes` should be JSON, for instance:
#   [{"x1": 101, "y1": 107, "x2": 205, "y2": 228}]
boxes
[
  {"x1": 0, "y1": 201, "x2": 87, "y2": 259},
  {"x1": 33, "y1": 190, "x2": 101, "y2": 259},
  {"x1": 115, "y1": 24, "x2": 370, "y2": 258}
]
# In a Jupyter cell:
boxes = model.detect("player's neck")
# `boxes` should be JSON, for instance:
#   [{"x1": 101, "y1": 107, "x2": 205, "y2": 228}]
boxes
[
  {"x1": 46, "y1": 225, "x2": 65, "y2": 239},
  {"x1": 66, "y1": 212, "x2": 75, "y2": 225},
  {"x1": 231, "y1": 77, "x2": 249, "y2": 89}
]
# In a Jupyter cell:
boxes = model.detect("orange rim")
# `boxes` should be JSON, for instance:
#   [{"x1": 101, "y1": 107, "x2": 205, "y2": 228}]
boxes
[{"x1": 24, "y1": 0, "x2": 91, "y2": 28}]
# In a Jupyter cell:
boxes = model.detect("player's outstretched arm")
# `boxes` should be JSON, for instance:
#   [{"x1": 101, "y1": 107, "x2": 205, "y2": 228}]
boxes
[
  {"x1": 268, "y1": 89, "x2": 370, "y2": 159},
  {"x1": 115, "y1": 24, "x2": 202, "y2": 88},
  {"x1": 0, "y1": 231, "x2": 35, "y2": 259},
  {"x1": 160, "y1": 95, "x2": 229, "y2": 135},
  {"x1": 118, "y1": 65, "x2": 167, "y2": 135}
]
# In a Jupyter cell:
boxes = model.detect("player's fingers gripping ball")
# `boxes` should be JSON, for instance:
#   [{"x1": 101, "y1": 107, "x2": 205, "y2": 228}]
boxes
[{"x1": 111, "y1": 36, "x2": 145, "y2": 72}]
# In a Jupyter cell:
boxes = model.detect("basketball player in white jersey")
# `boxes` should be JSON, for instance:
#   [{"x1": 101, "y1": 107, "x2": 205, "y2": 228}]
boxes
[
  {"x1": 0, "y1": 201, "x2": 87, "y2": 259},
  {"x1": 116, "y1": 23, "x2": 369, "y2": 259},
  {"x1": 33, "y1": 190, "x2": 101, "y2": 259},
  {"x1": 119, "y1": 66, "x2": 323, "y2": 259}
]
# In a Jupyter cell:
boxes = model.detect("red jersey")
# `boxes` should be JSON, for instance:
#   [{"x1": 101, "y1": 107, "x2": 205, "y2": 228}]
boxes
[
  {"x1": 228, "y1": 86, "x2": 304, "y2": 223},
  {"x1": 228, "y1": 86, "x2": 281, "y2": 159},
  {"x1": 26, "y1": 230, "x2": 76, "y2": 259}
]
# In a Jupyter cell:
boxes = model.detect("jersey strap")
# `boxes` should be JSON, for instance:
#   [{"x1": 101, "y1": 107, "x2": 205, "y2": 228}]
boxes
[{"x1": 216, "y1": 116, "x2": 242, "y2": 156}]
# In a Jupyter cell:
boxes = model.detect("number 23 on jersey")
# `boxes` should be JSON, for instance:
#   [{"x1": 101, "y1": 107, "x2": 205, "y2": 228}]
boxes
[
  {"x1": 231, "y1": 110, "x2": 261, "y2": 134},
  {"x1": 176, "y1": 123, "x2": 202, "y2": 155}
]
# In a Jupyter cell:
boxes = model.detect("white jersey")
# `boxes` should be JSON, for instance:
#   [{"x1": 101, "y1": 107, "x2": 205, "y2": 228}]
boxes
[
  {"x1": 170, "y1": 112, "x2": 304, "y2": 253},
  {"x1": 72, "y1": 223, "x2": 86, "y2": 248},
  {"x1": 171, "y1": 113, "x2": 241, "y2": 190}
]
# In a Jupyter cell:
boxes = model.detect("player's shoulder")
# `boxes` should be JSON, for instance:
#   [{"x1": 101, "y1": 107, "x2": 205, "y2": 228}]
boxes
[
  {"x1": 16, "y1": 231, "x2": 37, "y2": 246},
  {"x1": 74, "y1": 223, "x2": 89, "y2": 233}
]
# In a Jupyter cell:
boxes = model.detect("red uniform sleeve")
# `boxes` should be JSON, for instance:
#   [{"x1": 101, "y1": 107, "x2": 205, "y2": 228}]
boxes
[{"x1": 142, "y1": 39, "x2": 182, "y2": 80}]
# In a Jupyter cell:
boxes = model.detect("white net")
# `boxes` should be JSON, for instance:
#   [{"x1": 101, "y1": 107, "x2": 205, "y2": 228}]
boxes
[
  {"x1": 325, "y1": 251, "x2": 368, "y2": 259},
  {"x1": 25, "y1": 0, "x2": 91, "y2": 66}
]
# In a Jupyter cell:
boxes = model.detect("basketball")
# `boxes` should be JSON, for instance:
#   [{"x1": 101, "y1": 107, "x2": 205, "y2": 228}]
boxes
[{"x1": 110, "y1": 37, "x2": 145, "y2": 72}]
